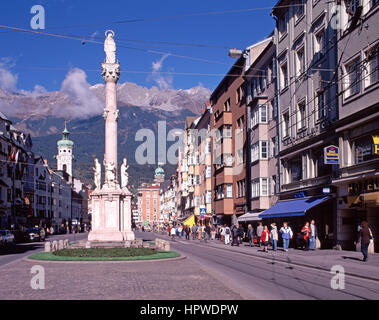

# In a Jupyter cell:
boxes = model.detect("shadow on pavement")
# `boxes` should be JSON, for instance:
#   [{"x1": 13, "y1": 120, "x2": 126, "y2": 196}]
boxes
[
  {"x1": 0, "y1": 243, "x2": 43, "y2": 256},
  {"x1": 342, "y1": 256, "x2": 363, "y2": 262}
]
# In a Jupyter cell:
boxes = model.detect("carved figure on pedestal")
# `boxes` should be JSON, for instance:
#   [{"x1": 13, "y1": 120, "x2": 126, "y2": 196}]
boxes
[
  {"x1": 93, "y1": 157, "x2": 101, "y2": 189},
  {"x1": 120, "y1": 157, "x2": 129, "y2": 188},
  {"x1": 104, "y1": 160, "x2": 117, "y2": 186},
  {"x1": 104, "y1": 30, "x2": 116, "y2": 64}
]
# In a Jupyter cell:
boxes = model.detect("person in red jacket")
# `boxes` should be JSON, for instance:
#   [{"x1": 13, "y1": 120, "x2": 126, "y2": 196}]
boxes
[
  {"x1": 260, "y1": 225, "x2": 270, "y2": 253},
  {"x1": 301, "y1": 222, "x2": 312, "y2": 251}
]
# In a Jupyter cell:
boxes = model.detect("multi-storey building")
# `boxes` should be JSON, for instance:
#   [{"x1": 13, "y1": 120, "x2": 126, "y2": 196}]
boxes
[
  {"x1": 260, "y1": 0, "x2": 340, "y2": 245},
  {"x1": 331, "y1": 0, "x2": 379, "y2": 251},
  {"x1": 210, "y1": 54, "x2": 247, "y2": 225},
  {"x1": 194, "y1": 105, "x2": 213, "y2": 224},
  {"x1": 241, "y1": 37, "x2": 279, "y2": 223},
  {"x1": 131, "y1": 202, "x2": 140, "y2": 225},
  {"x1": 178, "y1": 116, "x2": 199, "y2": 220},
  {"x1": 159, "y1": 174, "x2": 178, "y2": 223},
  {"x1": 0, "y1": 113, "x2": 31, "y2": 228},
  {"x1": 138, "y1": 183, "x2": 160, "y2": 225},
  {"x1": 51, "y1": 170, "x2": 72, "y2": 231}
]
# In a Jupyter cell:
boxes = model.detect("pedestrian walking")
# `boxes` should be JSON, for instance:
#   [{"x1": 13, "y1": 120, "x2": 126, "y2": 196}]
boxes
[
  {"x1": 184, "y1": 225, "x2": 190, "y2": 240},
  {"x1": 256, "y1": 222, "x2": 263, "y2": 247},
  {"x1": 224, "y1": 225, "x2": 231, "y2": 245},
  {"x1": 191, "y1": 224, "x2": 198, "y2": 240},
  {"x1": 237, "y1": 224, "x2": 244, "y2": 245},
  {"x1": 247, "y1": 224, "x2": 255, "y2": 247},
  {"x1": 309, "y1": 220, "x2": 318, "y2": 250},
  {"x1": 170, "y1": 226, "x2": 176, "y2": 240},
  {"x1": 231, "y1": 224, "x2": 240, "y2": 246},
  {"x1": 359, "y1": 221, "x2": 374, "y2": 262},
  {"x1": 270, "y1": 223, "x2": 278, "y2": 251},
  {"x1": 279, "y1": 222, "x2": 293, "y2": 252},
  {"x1": 220, "y1": 225, "x2": 224, "y2": 242},
  {"x1": 211, "y1": 225, "x2": 216, "y2": 240},
  {"x1": 261, "y1": 225, "x2": 270, "y2": 253},
  {"x1": 301, "y1": 222, "x2": 312, "y2": 251},
  {"x1": 204, "y1": 224, "x2": 211, "y2": 242}
]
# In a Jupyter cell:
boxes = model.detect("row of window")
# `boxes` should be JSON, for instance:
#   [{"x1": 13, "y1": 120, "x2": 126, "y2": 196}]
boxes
[
  {"x1": 343, "y1": 45, "x2": 379, "y2": 99},
  {"x1": 215, "y1": 177, "x2": 276, "y2": 200}
]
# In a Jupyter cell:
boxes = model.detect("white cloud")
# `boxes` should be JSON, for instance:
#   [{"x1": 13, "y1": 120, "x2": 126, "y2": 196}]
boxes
[
  {"x1": 152, "y1": 53, "x2": 170, "y2": 72},
  {"x1": 59, "y1": 68, "x2": 103, "y2": 118},
  {"x1": 148, "y1": 54, "x2": 173, "y2": 90},
  {"x1": 0, "y1": 58, "x2": 18, "y2": 91},
  {"x1": 90, "y1": 31, "x2": 99, "y2": 40}
]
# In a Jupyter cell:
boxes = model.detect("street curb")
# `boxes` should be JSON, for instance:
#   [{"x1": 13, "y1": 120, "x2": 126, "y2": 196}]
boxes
[
  {"x1": 191, "y1": 242, "x2": 379, "y2": 283},
  {"x1": 22, "y1": 253, "x2": 187, "y2": 264}
]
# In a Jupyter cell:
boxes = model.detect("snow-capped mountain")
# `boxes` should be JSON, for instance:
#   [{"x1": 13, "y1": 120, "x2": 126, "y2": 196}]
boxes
[{"x1": 0, "y1": 81, "x2": 211, "y2": 121}]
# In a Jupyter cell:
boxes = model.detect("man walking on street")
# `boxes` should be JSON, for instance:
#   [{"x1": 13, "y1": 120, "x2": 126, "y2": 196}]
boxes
[
  {"x1": 191, "y1": 224, "x2": 198, "y2": 240},
  {"x1": 231, "y1": 224, "x2": 240, "y2": 246},
  {"x1": 247, "y1": 224, "x2": 255, "y2": 247},
  {"x1": 184, "y1": 225, "x2": 190, "y2": 240},
  {"x1": 280, "y1": 222, "x2": 293, "y2": 252},
  {"x1": 224, "y1": 224, "x2": 231, "y2": 245},
  {"x1": 204, "y1": 224, "x2": 211, "y2": 243},
  {"x1": 238, "y1": 224, "x2": 244, "y2": 245},
  {"x1": 310, "y1": 220, "x2": 318, "y2": 250},
  {"x1": 256, "y1": 222, "x2": 263, "y2": 247},
  {"x1": 359, "y1": 221, "x2": 373, "y2": 262}
]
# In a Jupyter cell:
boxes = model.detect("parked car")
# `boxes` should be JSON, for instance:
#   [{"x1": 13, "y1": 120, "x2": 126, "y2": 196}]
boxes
[
  {"x1": 0, "y1": 230, "x2": 15, "y2": 246},
  {"x1": 25, "y1": 228, "x2": 41, "y2": 242},
  {"x1": 11, "y1": 230, "x2": 25, "y2": 243}
]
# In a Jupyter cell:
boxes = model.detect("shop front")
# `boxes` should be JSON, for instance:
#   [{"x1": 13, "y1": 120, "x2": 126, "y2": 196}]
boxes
[
  {"x1": 334, "y1": 175, "x2": 379, "y2": 252},
  {"x1": 258, "y1": 194, "x2": 335, "y2": 249}
]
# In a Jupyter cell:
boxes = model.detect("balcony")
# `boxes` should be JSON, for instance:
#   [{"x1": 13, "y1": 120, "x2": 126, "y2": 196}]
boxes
[
  {"x1": 281, "y1": 175, "x2": 330, "y2": 192},
  {"x1": 340, "y1": 159, "x2": 379, "y2": 178}
]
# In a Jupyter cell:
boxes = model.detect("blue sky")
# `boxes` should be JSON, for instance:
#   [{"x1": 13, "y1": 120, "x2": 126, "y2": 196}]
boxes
[{"x1": 0, "y1": 0, "x2": 277, "y2": 92}]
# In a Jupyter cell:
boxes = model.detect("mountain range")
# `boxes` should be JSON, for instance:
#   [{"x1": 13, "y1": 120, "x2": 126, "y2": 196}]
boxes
[{"x1": 0, "y1": 80, "x2": 211, "y2": 189}]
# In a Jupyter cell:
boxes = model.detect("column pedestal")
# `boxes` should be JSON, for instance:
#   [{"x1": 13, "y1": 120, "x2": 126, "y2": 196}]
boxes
[{"x1": 88, "y1": 186, "x2": 135, "y2": 242}]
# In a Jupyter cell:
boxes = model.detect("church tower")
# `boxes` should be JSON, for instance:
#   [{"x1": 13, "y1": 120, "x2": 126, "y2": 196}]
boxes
[{"x1": 56, "y1": 122, "x2": 74, "y2": 176}]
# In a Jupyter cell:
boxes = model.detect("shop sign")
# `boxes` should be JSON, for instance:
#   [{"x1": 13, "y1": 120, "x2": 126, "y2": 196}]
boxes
[
  {"x1": 348, "y1": 179, "x2": 379, "y2": 196},
  {"x1": 324, "y1": 145, "x2": 339, "y2": 164},
  {"x1": 372, "y1": 136, "x2": 379, "y2": 155}
]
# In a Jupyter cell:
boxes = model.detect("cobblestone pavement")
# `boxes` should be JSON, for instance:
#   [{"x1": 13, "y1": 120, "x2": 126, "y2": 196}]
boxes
[{"x1": 0, "y1": 257, "x2": 243, "y2": 300}]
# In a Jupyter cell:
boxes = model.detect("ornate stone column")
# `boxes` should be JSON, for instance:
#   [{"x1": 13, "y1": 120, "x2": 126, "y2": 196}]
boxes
[
  {"x1": 88, "y1": 30, "x2": 135, "y2": 243},
  {"x1": 102, "y1": 62, "x2": 120, "y2": 188}
]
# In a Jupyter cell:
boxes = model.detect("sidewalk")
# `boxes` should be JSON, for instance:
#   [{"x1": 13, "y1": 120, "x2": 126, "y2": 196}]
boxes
[{"x1": 153, "y1": 232, "x2": 379, "y2": 282}]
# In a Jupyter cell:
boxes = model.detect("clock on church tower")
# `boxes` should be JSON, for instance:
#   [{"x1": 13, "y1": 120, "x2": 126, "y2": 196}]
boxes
[{"x1": 56, "y1": 122, "x2": 74, "y2": 176}]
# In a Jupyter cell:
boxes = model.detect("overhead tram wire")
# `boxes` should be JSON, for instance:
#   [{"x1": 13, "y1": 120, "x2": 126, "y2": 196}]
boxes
[
  {"x1": 0, "y1": 24, "x2": 270, "y2": 73},
  {"x1": 44, "y1": 3, "x2": 307, "y2": 30}
]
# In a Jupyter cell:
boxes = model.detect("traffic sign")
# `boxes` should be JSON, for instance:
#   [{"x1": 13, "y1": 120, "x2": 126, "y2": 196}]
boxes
[
  {"x1": 200, "y1": 215, "x2": 205, "y2": 220},
  {"x1": 200, "y1": 207, "x2": 207, "y2": 215}
]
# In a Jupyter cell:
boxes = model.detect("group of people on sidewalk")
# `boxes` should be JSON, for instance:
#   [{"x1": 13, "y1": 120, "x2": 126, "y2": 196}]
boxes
[{"x1": 162, "y1": 219, "x2": 374, "y2": 262}]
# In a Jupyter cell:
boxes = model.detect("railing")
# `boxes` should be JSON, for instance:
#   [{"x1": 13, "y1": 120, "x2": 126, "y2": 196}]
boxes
[{"x1": 281, "y1": 175, "x2": 330, "y2": 192}]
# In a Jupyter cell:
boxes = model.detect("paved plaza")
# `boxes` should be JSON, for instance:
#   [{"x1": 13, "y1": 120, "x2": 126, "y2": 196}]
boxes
[{"x1": 0, "y1": 255, "x2": 243, "y2": 300}]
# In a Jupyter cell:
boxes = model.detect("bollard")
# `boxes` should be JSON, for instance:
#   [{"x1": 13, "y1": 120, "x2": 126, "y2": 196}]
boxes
[
  {"x1": 85, "y1": 241, "x2": 91, "y2": 249},
  {"x1": 64, "y1": 239, "x2": 69, "y2": 248},
  {"x1": 58, "y1": 240, "x2": 64, "y2": 250},
  {"x1": 163, "y1": 241, "x2": 171, "y2": 252},
  {"x1": 44, "y1": 242, "x2": 51, "y2": 252},
  {"x1": 52, "y1": 240, "x2": 58, "y2": 252}
]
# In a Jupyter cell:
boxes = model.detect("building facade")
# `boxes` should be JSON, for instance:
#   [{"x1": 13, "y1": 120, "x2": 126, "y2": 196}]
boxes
[
  {"x1": 210, "y1": 55, "x2": 247, "y2": 225},
  {"x1": 332, "y1": 0, "x2": 379, "y2": 251}
]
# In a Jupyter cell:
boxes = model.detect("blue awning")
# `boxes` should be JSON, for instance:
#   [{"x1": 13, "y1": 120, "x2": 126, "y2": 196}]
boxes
[{"x1": 258, "y1": 196, "x2": 330, "y2": 219}]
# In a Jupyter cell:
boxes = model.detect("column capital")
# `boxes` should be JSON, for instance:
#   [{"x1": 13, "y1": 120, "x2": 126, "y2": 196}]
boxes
[{"x1": 101, "y1": 62, "x2": 120, "y2": 83}]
